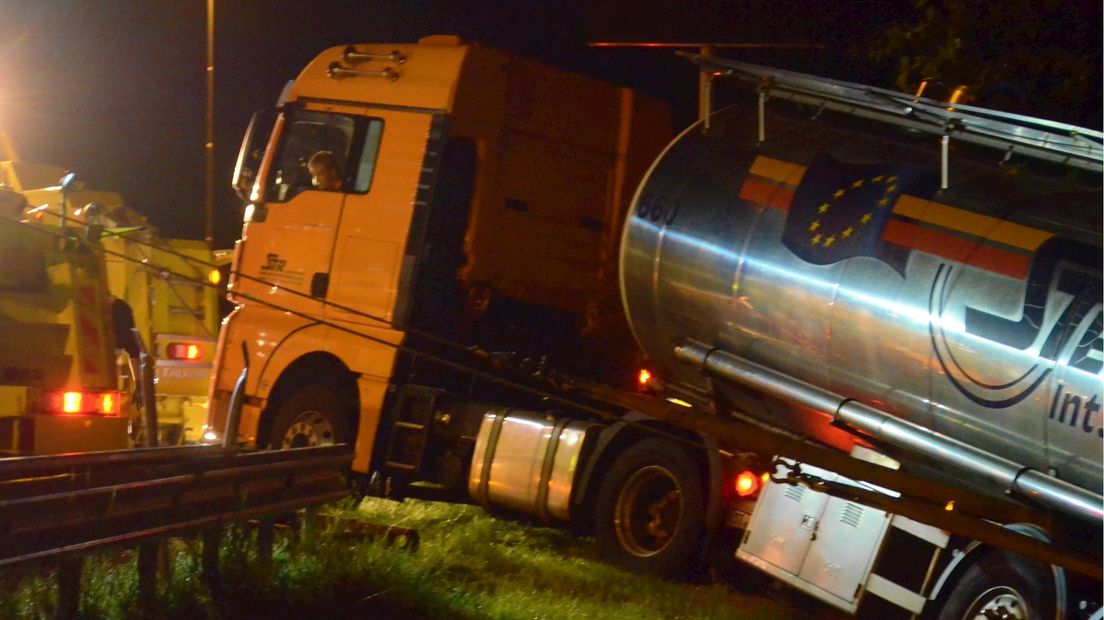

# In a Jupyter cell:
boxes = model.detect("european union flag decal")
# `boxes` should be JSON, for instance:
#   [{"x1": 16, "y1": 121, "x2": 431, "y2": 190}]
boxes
[{"x1": 781, "y1": 153, "x2": 937, "y2": 275}]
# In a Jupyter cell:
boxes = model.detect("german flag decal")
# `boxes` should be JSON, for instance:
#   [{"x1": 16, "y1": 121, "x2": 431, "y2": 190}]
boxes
[
  {"x1": 739, "y1": 153, "x2": 1055, "y2": 279},
  {"x1": 887, "y1": 196, "x2": 1052, "y2": 279},
  {"x1": 737, "y1": 155, "x2": 805, "y2": 212}
]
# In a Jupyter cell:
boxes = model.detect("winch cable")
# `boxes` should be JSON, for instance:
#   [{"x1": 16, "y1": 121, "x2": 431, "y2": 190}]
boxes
[
  {"x1": 8, "y1": 213, "x2": 1099, "y2": 578},
  {"x1": 26, "y1": 209, "x2": 590, "y2": 368},
  {"x1": 2, "y1": 211, "x2": 719, "y2": 454}
]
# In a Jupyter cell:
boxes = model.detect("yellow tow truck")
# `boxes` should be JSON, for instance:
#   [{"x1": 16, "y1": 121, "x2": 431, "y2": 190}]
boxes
[
  {"x1": 0, "y1": 173, "x2": 127, "y2": 454},
  {"x1": 1, "y1": 158, "x2": 224, "y2": 444}
]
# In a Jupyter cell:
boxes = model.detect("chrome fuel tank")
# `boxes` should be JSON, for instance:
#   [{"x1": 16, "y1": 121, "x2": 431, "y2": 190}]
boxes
[{"x1": 621, "y1": 96, "x2": 1102, "y2": 492}]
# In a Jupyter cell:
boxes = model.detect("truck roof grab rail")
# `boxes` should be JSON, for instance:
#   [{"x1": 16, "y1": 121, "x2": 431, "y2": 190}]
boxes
[{"x1": 682, "y1": 54, "x2": 1104, "y2": 174}]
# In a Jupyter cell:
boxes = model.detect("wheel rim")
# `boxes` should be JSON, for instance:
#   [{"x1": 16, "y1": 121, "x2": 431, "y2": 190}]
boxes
[
  {"x1": 963, "y1": 585, "x2": 1029, "y2": 620},
  {"x1": 281, "y1": 409, "x2": 336, "y2": 449},
  {"x1": 613, "y1": 465, "x2": 684, "y2": 558}
]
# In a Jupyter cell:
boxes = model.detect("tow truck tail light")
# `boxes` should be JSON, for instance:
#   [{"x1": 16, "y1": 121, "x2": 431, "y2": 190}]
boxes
[
  {"x1": 62, "y1": 391, "x2": 82, "y2": 414},
  {"x1": 44, "y1": 390, "x2": 121, "y2": 416},
  {"x1": 166, "y1": 342, "x2": 203, "y2": 361}
]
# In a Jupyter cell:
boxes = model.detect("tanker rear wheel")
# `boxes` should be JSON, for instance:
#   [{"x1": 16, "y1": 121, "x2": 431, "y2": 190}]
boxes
[
  {"x1": 936, "y1": 550, "x2": 1055, "y2": 620},
  {"x1": 267, "y1": 385, "x2": 351, "y2": 449},
  {"x1": 594, "y1": 437, "x2": 705, "y2": 580}
]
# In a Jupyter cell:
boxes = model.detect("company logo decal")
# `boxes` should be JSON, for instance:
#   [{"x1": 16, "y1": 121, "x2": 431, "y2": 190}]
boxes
[
  {"x1": 258, "y1": 252, "x2": 304, "y2": 286},
  {"x1": 930, "y1": 238, "x2": 1102, "y2": 409},
  {"x1": 261, "y1": 253, "x2": 287, "y2": 273},
  {"x1": 739, "y1": 154, "x2": 1101, "y2": 419},
  {"x1": 739, "y1": 154, "x2": 1058, "y2": 280}
]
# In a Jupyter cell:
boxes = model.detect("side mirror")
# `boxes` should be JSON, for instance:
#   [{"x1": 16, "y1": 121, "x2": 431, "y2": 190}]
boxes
[{"x1": 233, "y1": 109, "x2": 277, "y2": 202}]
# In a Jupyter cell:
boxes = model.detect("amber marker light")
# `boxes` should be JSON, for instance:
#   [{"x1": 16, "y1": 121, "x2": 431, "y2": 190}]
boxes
[
  {"x1": 101, "y1": 392, "x2": 115, "y2": 415},
  {"x1": 167, "y1": 342, "x2": 204, "y2": 361},
  {"x1": 637, "y1": 368, "x2": 652, "y2": 386},
  {"x1": 734, "y1": 470, "x2": 760, "y2": 497},
  {"x1": 208, "y1": 268, "x2": 221, "y2": 285},
  {"x1": 945, "y1": 500, "x2": 955, "y2": 511}
]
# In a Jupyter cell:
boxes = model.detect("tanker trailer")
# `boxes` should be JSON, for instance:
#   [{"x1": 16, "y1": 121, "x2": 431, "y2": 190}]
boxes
[{"x1": 621, "y1": 59, "x2": 1102, "y2": 618}]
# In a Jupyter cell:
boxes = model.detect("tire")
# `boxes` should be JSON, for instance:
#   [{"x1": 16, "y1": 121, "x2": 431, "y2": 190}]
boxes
[
  {"x1": 936, "y1": 550, "x2": 1056, "y2": 620},
  {"x1": 594, "y1": 437, "x2": 706, "y2": 580},
  {"x1": 267, "y1": 385, "x2": 352, "y2": 450}
]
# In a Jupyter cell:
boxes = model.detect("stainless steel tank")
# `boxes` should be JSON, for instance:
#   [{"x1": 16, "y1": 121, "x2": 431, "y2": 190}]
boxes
[{"x1": 620, "y1": 89, "x2": 1103, "y2": 493}]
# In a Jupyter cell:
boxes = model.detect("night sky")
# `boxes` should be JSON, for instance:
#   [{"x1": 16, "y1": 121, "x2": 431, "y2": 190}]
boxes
[{"x1": 0, "y1": 1, "x2": 1098, "y2": 247}]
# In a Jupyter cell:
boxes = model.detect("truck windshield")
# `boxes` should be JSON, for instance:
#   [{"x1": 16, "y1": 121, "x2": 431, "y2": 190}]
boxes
[{"x1": 264, "y1": 110, "x2": 383, "y2": 203}]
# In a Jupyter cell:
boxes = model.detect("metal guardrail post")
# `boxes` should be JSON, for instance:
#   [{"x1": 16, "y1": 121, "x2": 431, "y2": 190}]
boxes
[
  {"x1": 201, "y1": 528, "x2": 222, "y2": 596},
  {"x1": 223, "y1": 341, "x2": 249, "y2": 451},
  {"x1": 133, "y1": 327, "x2": 158, "y2": 448},
  {"x1": 137, "y1": 542, "x2": 158, "y2": 612},
  {"x1": 257, "y1": 519, "x2": 274, "y2": 568},
  {"x1": 56, "y1": 556, "x2": 83, "y2": 619},
  {"x1": 302, "y1": 506, "x2": 320, "y2": 544}
]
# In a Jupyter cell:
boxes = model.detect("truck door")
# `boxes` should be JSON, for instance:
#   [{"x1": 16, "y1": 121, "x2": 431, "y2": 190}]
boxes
[
  {"x1": 235, "y1": 108, "x2": 364, "y2": 316},
  {"x1": 323, "y1": 108, "x2": 439, "y2": 328}
]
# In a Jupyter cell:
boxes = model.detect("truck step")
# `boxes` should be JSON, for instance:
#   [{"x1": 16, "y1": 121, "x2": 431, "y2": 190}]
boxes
[{"x1": 383, "y1": 385, "x2": 441, "y2": 472}]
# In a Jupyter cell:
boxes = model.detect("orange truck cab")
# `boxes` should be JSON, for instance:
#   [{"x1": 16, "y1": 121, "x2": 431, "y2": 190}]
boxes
[{"x1": 207, "y1": 36, "x2": 670, "y2": 475}]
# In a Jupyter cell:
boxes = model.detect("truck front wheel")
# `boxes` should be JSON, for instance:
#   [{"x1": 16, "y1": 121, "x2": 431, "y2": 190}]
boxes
[
  {"x1": 936, "y1": 550, "x2": 1055, "y2": 620},
  {"x1": 594, "y1": 437, "x2": 705, "y2": 579},
  {"x1": 268, "y1": 385, "x2": 352, "y2": 449}
]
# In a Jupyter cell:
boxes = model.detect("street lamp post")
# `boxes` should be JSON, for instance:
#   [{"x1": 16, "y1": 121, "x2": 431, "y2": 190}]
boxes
[{"x1": 205, "y1": 0, "x2": 215, "y2": 248}]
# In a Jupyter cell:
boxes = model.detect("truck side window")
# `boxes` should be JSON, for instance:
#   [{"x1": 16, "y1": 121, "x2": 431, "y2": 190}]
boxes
[
  {"x1": 352, "y1": 119, "x2": 384, "y2": 193},
  {"x1": 266, "y1": 111, "x2": 356, "y2": 203}
]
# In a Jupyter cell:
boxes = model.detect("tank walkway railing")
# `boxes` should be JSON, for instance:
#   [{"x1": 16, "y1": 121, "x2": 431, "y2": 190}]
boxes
[
  {"x1": 685, "y1": 55, "x2": 1104, "y2": 173},
  {"x1": 0, "y1": 444, "x2": 352, "y2": 618}
]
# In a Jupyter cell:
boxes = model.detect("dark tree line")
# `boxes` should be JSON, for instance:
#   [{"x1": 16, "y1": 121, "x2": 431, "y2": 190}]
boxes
[{"x1": 866, "y1": 0, "x2": 1102, "y2": 127}]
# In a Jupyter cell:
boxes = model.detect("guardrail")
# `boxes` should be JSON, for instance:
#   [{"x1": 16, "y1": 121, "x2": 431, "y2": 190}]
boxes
[{"x1": 0, "y1": 444, "x2": 353, "y2": 617}]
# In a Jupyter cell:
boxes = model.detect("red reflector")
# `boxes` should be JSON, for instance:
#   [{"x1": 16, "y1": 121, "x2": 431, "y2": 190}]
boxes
[
  {"x1": 167, "y1": 342, "x2": 204, "y2": 361},
  {"x1": 734, "y1": 470, "x2": 760, "y2": 497}
]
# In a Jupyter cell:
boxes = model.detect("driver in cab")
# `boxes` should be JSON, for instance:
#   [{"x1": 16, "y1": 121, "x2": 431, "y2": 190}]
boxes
[{"x1": 308, "y1": 151, "x2": 343, "y2": 191}]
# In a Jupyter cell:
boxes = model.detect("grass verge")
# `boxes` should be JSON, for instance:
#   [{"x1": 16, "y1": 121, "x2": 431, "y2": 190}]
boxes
[{"x1": 0, "y1": 498, "x2": 809, "y2": 619}]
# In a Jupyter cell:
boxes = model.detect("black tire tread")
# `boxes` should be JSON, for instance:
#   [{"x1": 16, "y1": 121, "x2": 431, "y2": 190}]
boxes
[
  {"x1": 267, "y1": 384, "x2": 352, "y2": 449},
  {"x1": 593, "y1": 437, "x2": 706, "y2": 580},
  {"x1": 936, "y1": 549, "x2": 1056, "y2": 620}
]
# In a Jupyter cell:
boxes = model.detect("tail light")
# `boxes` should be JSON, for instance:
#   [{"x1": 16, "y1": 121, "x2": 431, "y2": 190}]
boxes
[
  {"x1": 733, "y1": 470, "x2": 762, "y2": 498},
  {"x1": 44, "y1": 390, "x2": 120, "y2": 416},
  {"x1": 637, "y1": 367, "x2": 660, "y2": 393},
  {"x1": 62, "y1": 391, "x2": 82, "y2": 414},
  {"x1": 166, "y1": 342, "x2": 204, "y2": 361}
]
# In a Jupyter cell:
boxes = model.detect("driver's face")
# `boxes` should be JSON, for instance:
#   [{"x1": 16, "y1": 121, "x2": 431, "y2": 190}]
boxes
[{"x1": 309, "y1": 164, "x2": 340, "y2": 191}]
